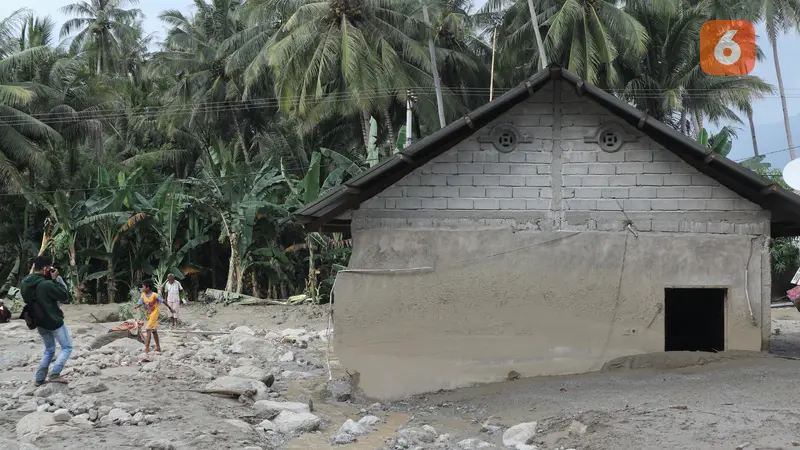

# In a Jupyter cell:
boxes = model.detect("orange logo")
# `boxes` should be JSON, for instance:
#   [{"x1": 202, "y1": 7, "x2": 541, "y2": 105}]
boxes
[{"x1": 700, "y1": 20, "x2": 756, "y2": 75}]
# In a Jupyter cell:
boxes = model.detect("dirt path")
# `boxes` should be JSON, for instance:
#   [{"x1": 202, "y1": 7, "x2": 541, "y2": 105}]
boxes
[{"x1": 4, "y1": 303, "x2": 800, "y2": 449}]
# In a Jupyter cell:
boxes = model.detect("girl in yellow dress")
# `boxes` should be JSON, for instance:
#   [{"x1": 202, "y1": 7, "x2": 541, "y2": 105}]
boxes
[{"x1": 133, "y1": 280, "x2": 174, "y2": 355}]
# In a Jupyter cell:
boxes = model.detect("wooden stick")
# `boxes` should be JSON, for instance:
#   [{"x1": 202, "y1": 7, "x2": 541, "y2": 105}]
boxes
[
  {"x1": 164, "y1": 330, "x2": 229, "y2": 335},
  {"x1": 192, "y1": 388, "x2": 255, "y2": 398}
]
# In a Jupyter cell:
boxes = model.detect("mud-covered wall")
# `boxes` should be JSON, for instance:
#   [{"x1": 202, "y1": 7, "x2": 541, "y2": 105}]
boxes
[{"x1": 333, "y1": 80, "x2": 771, "y2": 400}]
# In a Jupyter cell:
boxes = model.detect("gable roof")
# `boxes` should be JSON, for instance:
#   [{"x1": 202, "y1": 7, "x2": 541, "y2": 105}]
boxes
[{"x1": 292, "y1": 65, "x2": 800, "y2": 237}]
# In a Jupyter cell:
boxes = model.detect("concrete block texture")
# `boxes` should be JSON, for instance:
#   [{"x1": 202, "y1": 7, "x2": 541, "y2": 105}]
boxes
[{"x1": 360, "y1": 94, "x2": 770, "y2": 236}]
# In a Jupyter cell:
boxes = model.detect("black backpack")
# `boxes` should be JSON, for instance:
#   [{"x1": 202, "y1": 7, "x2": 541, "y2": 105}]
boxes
[{"x1": 19, "y1": 288, "x2": 43, "y2": 330}]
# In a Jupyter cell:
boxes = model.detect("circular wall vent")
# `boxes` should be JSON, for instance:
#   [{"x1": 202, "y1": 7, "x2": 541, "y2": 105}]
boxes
[
  {"x1": 596, "y1": 124, "x2": 624, "y2": 152},
  {"x1": 491, "y1": 125, "x2": 520, "y2": 153}
]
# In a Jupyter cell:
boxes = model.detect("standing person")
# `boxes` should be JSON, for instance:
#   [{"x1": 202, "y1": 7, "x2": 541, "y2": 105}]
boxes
[
  {"x1": 0, "y1": 300, "x2": 11, "y2": 323},
  {"x1": 163, "y1": 274, "x2": 184, "y2": 329},
  {"x1": 20, "y1": 256, "x2": 72, "y2": 386},
  {"x1": 133, "y1": 280, "x2": 173, "y2": 355}
]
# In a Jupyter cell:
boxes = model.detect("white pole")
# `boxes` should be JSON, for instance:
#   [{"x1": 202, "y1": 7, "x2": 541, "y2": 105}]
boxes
[
  {"x1": 422, "y1": 1, "x2": 446, "y2": 128},
  {"x1": 490, "y1": 27, "x2": 497, "y2": 101},
  {"x1": 526, "y1": 0, "x2": 547, "y2": 69},
  {"x1": 405, "y1": 90, "x2": 414, "y2": 148}
]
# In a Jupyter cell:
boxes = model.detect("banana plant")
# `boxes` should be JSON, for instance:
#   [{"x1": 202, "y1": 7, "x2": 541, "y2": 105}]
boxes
[
  {"x1": 697, "y1": 126, "x2": 735, "y2": 157},
  {"x1": 192, "y1": 140, "x2": 286, "y2": 293}
]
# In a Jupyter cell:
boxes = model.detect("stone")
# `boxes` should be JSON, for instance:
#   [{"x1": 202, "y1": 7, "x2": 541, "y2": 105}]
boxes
[
  {"x1": 331, "y1": 433, "x2": 358, "y2": 445},
  {"x1": 253, "y1": 400, "x2": 310, "y2": 417},
  {"x1": 133, "y1": 412, "x2": 144, "y2": 423},
  {"x1": 480, "y1": 421, "x2": 503, "y2": 434},
  {"x1": 0, "y1": 437, "x2": 42, "y2": 450},
  {"x1": 338, "y1": 419, "x2": 367, "y2": 436},
  {"x1": 232, "y1": 326, "x2": 256, "y2": 336},
  {"x1": 281, "y1": 370, "x2": 315, "y2": 380},
  {"x1": 229, "y1": 337, "x2": 272, "y2": 356},
  {"x1": 112, "y1": 402, "x2": 136, "y2": 413},
  {"x1": 37, "y1": 405, "x2": 50, "y2": 412},
  {"x1": 13, "y1": 384, "x2": 37, "y2": 399},
  {"x1": 502, "y1": 422, "x2": 538, "y2": 450},
  {"x1": 76, "y1": 379, "x2": 108, "y2": 394},
  {"x1": 272, "y1": 411, "x2": 322, "y2": 434},
  {"x1": 142, "y1": 361, "x2": 160, "y2": 372},
  {"x1": 457, "y1": 438, "x2": 497, "y2": 450},
  {"x1": 398, "y1": 426, "x2": 437, "y2": 444},
  {"x1": 70, "y1": 395, "x2": 98, "y2": 415},
  {"x1": 279, "y1": 351, "x2": 295, "y2": 362},
  {"x1": 0, "y1": 351, "x2": 29, "y2": 371},
  {"x1": 107, "y1": 408, "x2": 132, "y2": 425},
  {"x1": 204, "y1": 377, "x2": 270, "y2": 401},
  {"x1": 99, "y1": 406, "x2": 112, "y2": 416},
  {"x1": 34, "y1": 383, "x2": 69, "y2": 398},
  {"x1": 225, "y1": 419, "x2": 253, "y2": 433},
  {"x1": 53, "y1": 409, "x2": 71, "y2": 422},
  {"x1": 568, "y1": 420, "x2": 587, "y2": 437},
  {"x1": 69, "y1": 416, "x2": 94, "y2": 429},
  {"x1": 17, "y1": 401, "x2": 38, "y2": 413},
  {"x1": 257, "y1": 420, "x2": 276, "y2": 431},
  {"x1": 16, "y1": 411, "x2": 57, "y2": 440},
  {"x1": 358, "y1": 415, "x2": 381, "y2": 427},
  {"x1": 243, "y1": 447, "x2": 263, "y2": 450},
  {"x1": 146, "y1": 439, "x2": 175, "y2": 450},
  {"x1": 88, "y1": 409, "x2": 99, "y2": 421},
  {"x1": 327, "y1": 380, "x2": 352, "y2": 402},
  {"x1": 229, "y1": 366, "x2": 275, "y2": 386}
]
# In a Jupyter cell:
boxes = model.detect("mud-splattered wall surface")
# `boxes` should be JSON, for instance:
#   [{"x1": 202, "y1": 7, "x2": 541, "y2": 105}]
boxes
[{"x1": 334, "y1": 79, "x2": 771, "y2": 400}]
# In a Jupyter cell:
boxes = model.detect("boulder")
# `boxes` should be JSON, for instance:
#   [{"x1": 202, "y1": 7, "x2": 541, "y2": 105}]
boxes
[
  {"x1": 0, "y1": 437, "x2": 41, "y2": 450},
  {"x1": 224, "y1": 419, "x2": 253, "y2": 433},
  {"x1": 331, "y1": 433, "x2": 358, "y2": 445},
  {"x1": 232, "y1": 326, "x2": 256, "y2": 336},
  {"x1": 229, "y1": 337, "x2": 271, "y2": 356},
  {"x1": 568, "y1": 420, "x2": 587, "y2": 437},
  {"x1": 327, "y1": 380, "x2": 352, "y2": 402},
  {"x1": 338, "y1": 419, "x2": 367, "y2": 436},
  {"x1": 229, "y1": 366, "x2": 275, "y2": 386},
  {"x1": 204, "y1": 377, "x2": 269, "y2": 401},
  {"x1": 17, "y1": 401, "x2": 38, "y2": 413},
  {"x1": 253, "y1": 400, "x2": 310, "y2": 418},
  {"x1": 457, "y1": 438, "x2": 497, "y2": 450},
  {"x1": 76, "y1": 379, "x2": 108, "y2": 395},
  {"x1": 13, "y1": 384, "x2": 37, "y2": 399},
  {"x1": 34, "y1": 383, "x2": 69, "y2": 398},
  {"x1": 358, "y1": 415, "x2": 380, "y2": 428},
  {"x1": 105, "y1": 408, "x2": 132, "y2": 425},
  {"x1": 69, "y1": 416, "x2": 94, "y2": 429},
  {"x1": 142, "y1": 361, "x2": 160, "y2": 372},
  {"x1": 0, "y1": 351, "x2": 29, "y2": 371},
  {"x1": 272, "y1": 411, "x2": 322, "y2": 434},
  {"x1": 257, "y1": 419, "x2": 276, "y2": 432},
  {"x1": 502, "y1": 422, "x2": 538, "y2": 450},
  {"x1": 146, "y1": 439, "x2": 175, "y2": 450},
  {"x1": 53, "y1": 409, "x2": 71, "y2": 422},
  {"x1": 398, "y1": 425, "x2": 437, "y2": 444},
  {"x1": 279, "y1": 351, "x2": 295, "y2": 362},
  {"x1": 16, "y1": 411, "x2": 57, "y2": 440}
]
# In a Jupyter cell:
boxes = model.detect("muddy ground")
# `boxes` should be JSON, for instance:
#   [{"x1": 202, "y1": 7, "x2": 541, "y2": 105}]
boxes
[{"x1": 3, "y1": 303, "x2": 800, "y2": 450}]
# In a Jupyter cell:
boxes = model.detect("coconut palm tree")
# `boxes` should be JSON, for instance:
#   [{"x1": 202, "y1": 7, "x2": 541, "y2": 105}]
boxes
[
  {"x1": 749, "y1": 0, "x2": 800, "y2": 159},
  {"x1": 59, "y1": 0, "x2": 144, "y2": 75}
]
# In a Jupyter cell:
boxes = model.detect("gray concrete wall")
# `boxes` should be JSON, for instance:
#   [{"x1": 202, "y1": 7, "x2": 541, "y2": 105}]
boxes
[{"x1": 335, "y1": 79, "x2": 771, "y2": 400}]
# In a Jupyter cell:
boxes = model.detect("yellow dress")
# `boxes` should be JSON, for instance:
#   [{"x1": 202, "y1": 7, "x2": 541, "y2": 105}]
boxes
[{"x1": 138, "y1": 292, "x2": 163, "y2": 330}]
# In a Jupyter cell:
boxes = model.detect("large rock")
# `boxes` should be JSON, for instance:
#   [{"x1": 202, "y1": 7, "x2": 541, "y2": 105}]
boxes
[
  {"x1": 253, "y1": 400, "x2": 310, "y2": 418},
  {"x1": 0, "y1": 437, "x2": 41, "y2": 450},
  {"x1": 76, "y1": 379, "x2": 108, "y2": 394},
  {"x1": 224, "y1": 419, "x2": 253, "y2": 433},
  {"x1": 146, "y1": 439, "x2": 175, "y2": 450},
  {"x1": 457, "y1": 438, "x2": 497, "y2": 450},
  {"x1": 502, "y1": 422, "x2": 538, "y2": 450},
  {"x1": 358, "y1": 415, "x2": 380, "y2": 427},
  {"x1": 16, "y1": 411, "x2": 57, "y2": 441},
  {"x1": 205, "y1": 377, "x2": 269, "y2": 401},
  {"x1": 53, "y1": 409, "x2": 71, "y2": 422},
  {"x1": 13, "y1": 384, "x2": 37, "y2": 399},
  {"x1": 272, "y1": 411, "x2": 322, "y2": 434},
  {"x1": 338, "y1": 419, "x2": 367, "y2": 436},
  {"x1": 398, "y1": 425, "x2": 437, "y2": 444},
  {"x1": 0, "y1": 351, "x2": 29, "y2": 371},
  {"x1": 229, "y1": 337, "x2": 271, "y2": 356},
  {"x1": 101, "y1": 408, "x2": 132, "y2": 426},
  {"x1": 331, "y1": 433, "x2": 357, "y2": 445},
  {"x1": 34, "y1": 383, "x2": 70, "y2": 398},
  {"x1": 229, "y1": 366, "x2": 274, "y2": 386}
]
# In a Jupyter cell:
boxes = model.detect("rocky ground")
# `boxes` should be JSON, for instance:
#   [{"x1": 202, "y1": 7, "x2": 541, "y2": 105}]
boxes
[{"x1": 4, "y1": 303, "x2": 800, "y2": 450}]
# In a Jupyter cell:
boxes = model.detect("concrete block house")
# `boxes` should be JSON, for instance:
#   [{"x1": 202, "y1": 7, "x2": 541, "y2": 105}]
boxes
[{"x1": 292, "y1": 65, "x2": 800, "y2": 400}]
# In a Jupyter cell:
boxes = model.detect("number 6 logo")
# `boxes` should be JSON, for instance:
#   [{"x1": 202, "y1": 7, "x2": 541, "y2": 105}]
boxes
[{"x1": 700, "y1": 20, "x2": 756, "y2": 76}]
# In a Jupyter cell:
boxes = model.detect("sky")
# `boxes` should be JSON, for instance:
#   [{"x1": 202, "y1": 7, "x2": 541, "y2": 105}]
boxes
[{"x1": 2, "y1": 0, "x2": 800, "y2": 167}]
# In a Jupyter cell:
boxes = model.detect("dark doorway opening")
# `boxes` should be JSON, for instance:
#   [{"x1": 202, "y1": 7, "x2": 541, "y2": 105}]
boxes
[{"x1": 664, "y1": 288, "x2": 725, "y2": 352}]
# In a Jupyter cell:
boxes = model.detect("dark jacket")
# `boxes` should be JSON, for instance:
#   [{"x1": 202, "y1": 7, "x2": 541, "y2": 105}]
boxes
[{"x1": 21, "y1": 273, "x2": 68, "y2": 330}]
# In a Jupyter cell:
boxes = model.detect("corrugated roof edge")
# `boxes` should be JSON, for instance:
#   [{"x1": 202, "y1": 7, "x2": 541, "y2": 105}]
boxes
[{"x1": 291, "y1": 64, "x2": 800, "y2": 236}]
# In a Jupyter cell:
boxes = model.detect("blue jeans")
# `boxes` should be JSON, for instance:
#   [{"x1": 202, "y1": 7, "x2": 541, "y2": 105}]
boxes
[{"x1": 36, "y1": 325, "x2": 73, "y2": 383}]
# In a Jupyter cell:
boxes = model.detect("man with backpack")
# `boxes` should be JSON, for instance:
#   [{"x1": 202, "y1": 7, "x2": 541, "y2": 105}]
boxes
[{"x1": 21, "y1": 256, "x2": 72, "y2": 386}]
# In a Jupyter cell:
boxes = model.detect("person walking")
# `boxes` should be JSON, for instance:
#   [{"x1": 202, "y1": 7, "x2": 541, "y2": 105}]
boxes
[
  {"x1": 133, "y1": 280, "x2": 173, "y2": 355},
  {"x1": 163, "y1": 274, "x2": 184, "y2": 329},
  {"x1": 0, "y1": 300, "x2": 11, "y2": 323},
  {"x1": 21, "y1": 256, "x2": 72, "y2": 386}
]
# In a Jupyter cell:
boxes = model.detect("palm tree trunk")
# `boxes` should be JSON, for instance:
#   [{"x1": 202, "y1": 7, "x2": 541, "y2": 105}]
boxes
[
  {"x1": 679, "y1": 110, "x2": 687, "y2": 135},
  {"x1": 526, "y1": 0, "x2": 548, "y2": 69},
  {"x1": 69, "y1": 245, "x2": 80, "y2": 302},
  {"x1": 280, "y1": 283, "x2": 287, "y2": 300},
  {"x1": 747, "y1": 109, "x2": 760, "y2": 156},
  {"x1": 772, "y1": 37, "x2": 795, "y2": 159},
  {"x1": 235, "y1": 265, "x2": 244, "y2": 294},
  {"x1": 361, "y1": 110, "x2": 371, "y2": 148},
  {"x1": 234, "y1": 116, "x2": 251, "y2": 165},
  {"x1": 106, "y1": 260, "x2": 115, "y2": 304},
  {"x1": 225, "y1": 234, "x2": 238, "y2": 292},
  {"x1": 251, "y1": 271, "x2": 258, "y2": 297},
  {"x1": 384, "y1": 107, "x2": 396, "y2": 154},
  {"x1": 421, "y1": 1, "x2": 446, "y2": 129}
]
